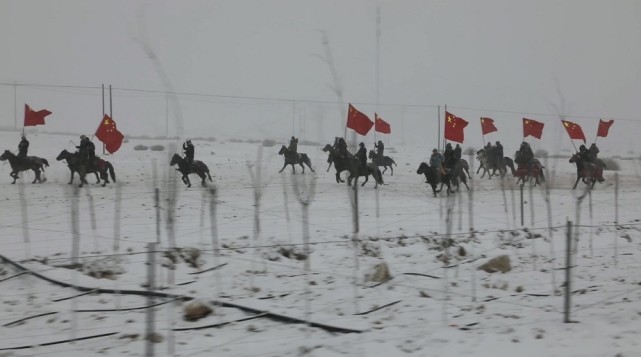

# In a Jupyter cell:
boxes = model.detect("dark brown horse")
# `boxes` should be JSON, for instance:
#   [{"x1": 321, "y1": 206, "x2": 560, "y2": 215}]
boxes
[
  {"x1": 449, "y1": 159, "x2": 470, "y2": 192},
  {"x1": 170, "y1": 153, "x2": 212, "y2": 187},
  {"x1": 417, "y1": 162, "x2": 452, "y2": 196},
  {"x1": 368, "y1": 150, "x2": 397, "y2": 175},
  {"x1": 56, "y1": 149, "x2": 116, "y2": 187},
  {"x1": 277, "y1": 145, "x2": 314, "y2": 174},
  {"x1": 569, "y1": 153, "x2": 604, "y2": 189},
  {"x1": 476, "y1": 149, "x2": 513, "y2": 179},
  {"x1": 322, "y1": 144, "x2": 383, "y2": 187},
  {"x1": 0, "y1": 150, "x2": 48, "y2": 184}
]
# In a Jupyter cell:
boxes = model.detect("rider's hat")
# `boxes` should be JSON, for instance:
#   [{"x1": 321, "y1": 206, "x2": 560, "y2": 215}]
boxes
[
  {"x1": 432, "y1": 148, "x2": 438, "y2": 153},
  {"x1": 359, "y1": 142, "x2": 365, "y2": 147}
]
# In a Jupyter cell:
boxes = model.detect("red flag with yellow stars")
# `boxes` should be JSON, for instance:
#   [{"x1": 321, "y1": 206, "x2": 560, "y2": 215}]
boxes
[
  {"x1": 95, "y1": 114, "x2": 124, "y2": 153},
  {"x1": 374, "y1": 113, "x2": 391, "y2": 134},
  {"x1": 523, "y1": 118, "x2": 544, "y2": 139},
  {"x1": 444, "y1": 111, "x2": 468, "y2": 143},
  {"x1": 480, "y1": 117, "x2": 498, "y2": 135},
  {"x1": 346, "y1": 103, "x2": 374, "y2": 135},
  {"x1": 561, "y1": 120, "x2": 586, "y2": 143}
]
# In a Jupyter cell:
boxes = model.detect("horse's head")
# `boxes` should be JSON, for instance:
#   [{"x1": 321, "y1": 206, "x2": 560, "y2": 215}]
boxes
[
  {"x1": 569, "y1": 153, "x2": 578, "y2": 163},
  {"x1": 170, "y1": 153, "x2": 181, "y2": 166},
  {"x1": 322, "y1": 144, "x2": 332, "y2": 152},
  {"x1": 417, "y1": 162, "x2": 429, "y2": 175},
  {"x1": 278, "y1": 145, "x2": 287, "y2": 155},
  {"x1": 0, "y1": 150, "x2": 13, "y2": 161},
  {"x1": 56, "y1": 150, "x2": 69, "y2": 161}
]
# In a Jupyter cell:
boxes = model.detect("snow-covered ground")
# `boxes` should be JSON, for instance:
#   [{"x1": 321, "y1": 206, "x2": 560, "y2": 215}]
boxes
[{"x1": 1, "y1": 131, "x2": 640, "y2": 357}]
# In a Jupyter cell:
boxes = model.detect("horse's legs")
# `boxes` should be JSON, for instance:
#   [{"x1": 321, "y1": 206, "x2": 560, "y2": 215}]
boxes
[
  {"x1": 382, "y1": 166, "x2": 387, "y2": 175},
  {"x1": 95, "y1": 172, "x2": 100, "y2": 184},
  {"x1": 572, "y1": 176, "x2": 580, "y2": 189},
  {"x1": 476, "y1": 164, "x2": 483, "y2": 174},
  {"x1": 298, "y1": 163, "x2": 304, "y2": 174},
  {"x1": 291, "y1": 164, "x2": 297, "y2": 174},
  {"x1": 361, "y1": 174, "x2": 368, "y2": 187},
  {"x1": 278, "y1": 162, "x2": 288, "y2": 173},
  {"x1": 199, "y1": 172, "x2": 207, "y2": 187},
  {"x1": 32, "y1": 169, "x2": 40, "y2": 184},
  {"x1": 10, "y1": 171, "x2": 17, "y2": 184},
  {"x1": 390, "y1": 165, "x2": 393, "y2": 176},
  {"x1": 68, "y1": 170, "x2": 75, "y2": 184}
]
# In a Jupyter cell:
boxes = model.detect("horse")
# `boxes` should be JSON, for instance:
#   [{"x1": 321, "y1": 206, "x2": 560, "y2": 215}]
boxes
[
  {"x1": 346, "y1": 163, "x2": 384, "y2": 188},
  {"x1": 170, "y1": 153, "x2": 213, "y2": 187},
  {"x1": 514, "y1": 159, "x2": 545, "y2": 186},
  {"x1": 322, "y1": 144, "x2": 382, "y2": 187},
  {"x1": 0, "y1": 150, "x2": 48, "y2": 184},
  {"x1": 569, "y1": 153, "x2": 604, "y2": 189},
  {"x1": 56, "y1": 150, "x2": 116, "y2": 187},
  {"x1": 417, "y1": 162, "x2": 452, "y2": 196},
  {"x1": 449, "y1": 159, "x2": 470, "y2": 192},
  {"x1": 368, "y1": 150, "x2": 397, "y2": 175},
  {"x1": 476, "y1": 149, "x2": 510, "y2": 178},
  {"x1": 277, "y1": 145, "x2": 314, "y2": 174}
]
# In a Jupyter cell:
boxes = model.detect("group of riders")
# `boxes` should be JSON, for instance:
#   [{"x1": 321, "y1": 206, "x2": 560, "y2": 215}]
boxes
[
  {"x1": 429, "y1": 143, "x2": 462, "y2": 180},
  {"x1": 16, "y1": 134, "x2": 97, "y2": 167}
]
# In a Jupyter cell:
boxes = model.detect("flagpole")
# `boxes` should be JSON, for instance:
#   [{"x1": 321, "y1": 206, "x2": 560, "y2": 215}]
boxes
[
  {"x1": 442, "y1": 104, "x2": 447, "y2": 151},
  {"x1": 594, "y1": 119, "x2": 599, "y2": 145},
  {"x1": 437, "y1": 105, "x2": 441, "y2": 151},
  {"x1": 375, "y1": 5, "x2": 381, "y2": 147},
  {"x1": 480, "y1": 118, "x2": 485, "y2": 147}
]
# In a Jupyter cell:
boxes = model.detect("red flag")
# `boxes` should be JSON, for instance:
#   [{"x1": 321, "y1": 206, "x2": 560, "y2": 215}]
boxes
[
  {"x1": 444, "y1": 111, "x2": 469, "y2": 143},
  {"x1": 562, "y1": 120, "x2": 586, "y2": 142},
  {"x1": 597, "y1": 119, "x2": 614, "y2": 137},
  {"x1": 24, "y1": 104, "x2": 52, "y2": 126},
  {"x1": 523, "y1": 118, "x2": 544, "y2": 139},
  {"x1": 95, "y1": 114, "x2": 124, "y2": 154},
  {"x1": 374, "y1": 113, "x2": 391, "y2": 134},
  {"x1": 346, "y1": 104, "x2": 374, "y2": 135},
  {"x1": 480, "y1": 117, "x2": 497, "y2": 135}
]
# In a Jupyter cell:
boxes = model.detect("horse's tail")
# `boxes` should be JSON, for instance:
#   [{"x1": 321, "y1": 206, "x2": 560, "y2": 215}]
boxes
[
  {"x1": 391, "y1": 159, "x2": 397, "y2": 166},
  {"x1": 107, "y1": 162, "x2": 116, "y2": 182},
  {"x1": 207, "y1": 168, "x2": 213, "y2": 182}
]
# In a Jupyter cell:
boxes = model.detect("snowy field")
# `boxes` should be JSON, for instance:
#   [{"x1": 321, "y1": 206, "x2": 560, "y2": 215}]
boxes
[{"x1": 1, "y1": 131, "x2": 641, "y2": 357}]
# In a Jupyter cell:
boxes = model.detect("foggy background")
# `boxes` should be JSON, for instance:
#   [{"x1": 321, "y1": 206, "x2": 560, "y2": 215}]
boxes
[{"x1": 1, "y1": 0, "x2": 640, "y2": 155}]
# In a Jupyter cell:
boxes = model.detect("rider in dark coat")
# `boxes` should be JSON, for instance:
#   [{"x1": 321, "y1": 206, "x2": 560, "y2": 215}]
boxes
[
  {"x1": 335, "y1": 137, "x2": 348, "y2": 158},
  {"x1": 18, "y1": 136, "x2": 29, "y2": 162},
  {"x1": 289, "y1": 136, "x2": 298, "y2": 153},
  {"x1": 374, "y1": 140, "x2": 384, "y2": 162},
  {"x1": 443, "y1": 143, "x2": 456, "y2": 169},
  {"x1": 76, "y1": 135, "x2": 96, "y2": 169},
  {"x1": 430, "y1": 148, "x2": 445, "y2": 180},
  {"x1": 587, "y1": 143, "x2": 599, "y2": 164},
  {"x1": 578, "y1": 144, "x2": 590, "y2": 163},
  {"x1": 355, "y1": 142, "x2": 367, "y2": 170},
  {"x1": 183, "y1": 140, "x2": 195, "y2": 166},
  {"x1": 494, "y1": 141, "x2": 504, "y2": 166},
  {"x1": 453, "y1": 144, "x2": 462, "y2": 161}
]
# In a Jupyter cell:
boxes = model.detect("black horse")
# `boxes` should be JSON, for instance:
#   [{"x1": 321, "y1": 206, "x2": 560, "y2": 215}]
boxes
[
  {"x1": 368, "y1": 150, "x2": 397, "y2": 175},
  {"x1": 569, "y1": 153, "x2": 604, "y2": 189},
  {"x1": 56, "y1": 149, "x2": 116, "y2": 187},
  {"x1": 417, "y1": 162, "x2": 452, "y2": 196},
  {"x1": 170, "y1": 153, "x2": 213, "y2": 187},
  {"x1": 0, "y1": 150, "x2": 48, "y2": 184},
  {"x1": 449, "y1": 159, "x2": 470, "y2": 192},
  {"x1": 277, "y1": 145, "x2": 314, "y2": 174},
  {"x1": 322, "y1": 144, "x2": 383, "y2": 187}
]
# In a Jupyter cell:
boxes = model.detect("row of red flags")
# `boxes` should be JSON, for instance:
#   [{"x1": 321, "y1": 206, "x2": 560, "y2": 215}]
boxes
[
  {"x1": 346, "y1": 104, "x2": 391, "y2": 135},
  {"x1": 24, "y1": 104, "x2": 124, "y2": 153},
  {"x1": 447, "y1": 111, "x2": 614, "y2": 144}
]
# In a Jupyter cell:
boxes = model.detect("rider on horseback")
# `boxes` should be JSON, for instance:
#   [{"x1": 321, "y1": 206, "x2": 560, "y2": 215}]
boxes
[
  {"x1": 494, "y1": 141, "x2": 504, "y2": 166},
  {"x1": 430, "y1": 148, "x2": 445, "y2": 180},
  {"x1": 289, "y1": 136, "x2": 298, "y2": 153},
  {"x1": 516, "y1": 142, "x2": 534, "y2": 174},
  {"x1": 355, "y1": 142, "x2": 367, "y2": 170},
  {"x1": 183, "y1": 140, "x2": 195, "y2": 167},
  {"x1": 443, "y1": 143, "x2": 456, "y2": 170},
  {"x1": 17, "y1": 135, "x2": 29, "y2": 164},
  {"x1": 76, "y1": 135, "x2": 96, "y2": 170},
  {"x1": 454, "y1": 144, "x2": 462, "y2": 161},
  {"x1": 586, "y1": 143, "x2": 605, "y2": 182},
  {"x1": 335, "y1": 137, "x2": 348, "y2": 159},
  {"x1": 374, "y1": 140, "x2": 384, "y2": 163}
]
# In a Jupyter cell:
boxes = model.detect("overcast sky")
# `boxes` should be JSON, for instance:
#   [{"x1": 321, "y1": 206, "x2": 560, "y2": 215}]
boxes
[{"x1": 1, "y1": 0, "x2": 640, "y2": 153}]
